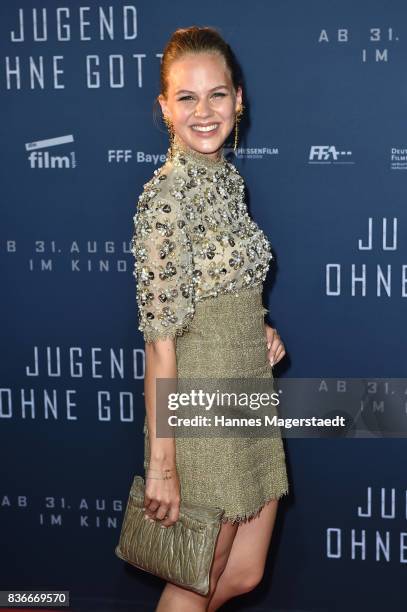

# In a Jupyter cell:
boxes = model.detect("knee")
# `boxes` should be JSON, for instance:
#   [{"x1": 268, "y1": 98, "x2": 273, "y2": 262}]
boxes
[
  {"x1": 224, "y1": 568, "x2": 264, "y2": 596},
  {"x1": 235, "y1": 568, "x2": 265, "y2": 594}
]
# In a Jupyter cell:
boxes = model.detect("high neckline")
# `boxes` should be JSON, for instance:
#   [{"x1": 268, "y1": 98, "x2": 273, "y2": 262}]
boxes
[{"x1": 168, "y1": 134, "x2": 226, "y2": 168}]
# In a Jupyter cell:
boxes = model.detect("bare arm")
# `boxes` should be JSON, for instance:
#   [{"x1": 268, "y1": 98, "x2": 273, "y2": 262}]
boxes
[
  {"x1": 131, "y1": 174, "x2": 195, "y2": 526},
  {"x1": 144, "y1": 337, "x2": 177, "y2": 465},
  {"x1": 143, "y1": 337, "x2": 181, "y2": 527}
]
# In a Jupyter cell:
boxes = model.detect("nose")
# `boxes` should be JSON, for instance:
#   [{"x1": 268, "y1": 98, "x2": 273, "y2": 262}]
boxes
[{"x1": 194, "y1": 97, "x2": 212, "y2": 118}]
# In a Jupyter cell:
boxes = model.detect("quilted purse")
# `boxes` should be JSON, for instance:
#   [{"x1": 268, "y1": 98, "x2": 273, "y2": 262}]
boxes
[{"x1": 115, "y1": 474, "x2": 225, "y2": 596}]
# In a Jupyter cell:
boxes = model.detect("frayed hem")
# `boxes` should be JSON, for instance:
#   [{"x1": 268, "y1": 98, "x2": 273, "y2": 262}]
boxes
[{"x1": 220, "y1": 488, "x2": 289, "y2": 525}]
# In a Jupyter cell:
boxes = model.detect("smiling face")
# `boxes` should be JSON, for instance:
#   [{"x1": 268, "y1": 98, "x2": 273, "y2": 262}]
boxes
[{"x1": 158, "y1": 52, "x2": 243, "y2": 160}]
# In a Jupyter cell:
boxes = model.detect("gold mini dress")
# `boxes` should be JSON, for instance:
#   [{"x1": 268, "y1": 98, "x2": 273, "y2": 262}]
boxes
[{"x1": 131, "y1": 135, "x2": 289, "y2": 523}]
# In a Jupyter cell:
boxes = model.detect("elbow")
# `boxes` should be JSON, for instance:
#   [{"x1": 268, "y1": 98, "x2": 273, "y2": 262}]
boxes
[{"x1": 145, "y1": 336, "x2": 177, "y2": 372}]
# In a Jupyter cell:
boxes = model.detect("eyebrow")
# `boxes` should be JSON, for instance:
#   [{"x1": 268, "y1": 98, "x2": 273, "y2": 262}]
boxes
[{"x1": 175, "y1": 85, "x2": 229, "y2": 95}]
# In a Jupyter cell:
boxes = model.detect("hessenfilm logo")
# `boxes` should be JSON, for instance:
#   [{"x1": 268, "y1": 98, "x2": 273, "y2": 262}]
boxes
[
  {"x1": 308, "y1": 145, "x2": 355, "y2": 164},
  {"x1": 25, "y1": 135, "x2": 76, "y2": 168},
  {"x1": 223, "y1": 145, "x2": 278, "y2": 160}
]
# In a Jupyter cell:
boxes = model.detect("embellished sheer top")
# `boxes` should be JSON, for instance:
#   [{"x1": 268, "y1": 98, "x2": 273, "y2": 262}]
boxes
[{"x1": 131, "y1": 135, "x2": 273, "y2": 343}]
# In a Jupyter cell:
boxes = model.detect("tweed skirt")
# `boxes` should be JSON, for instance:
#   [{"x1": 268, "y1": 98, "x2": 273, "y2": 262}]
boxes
[{"x1": 143, "y1": 286, "x2": 289, "y2": 524}]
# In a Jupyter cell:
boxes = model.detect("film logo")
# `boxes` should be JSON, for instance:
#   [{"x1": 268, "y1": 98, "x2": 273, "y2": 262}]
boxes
[{"x1": 25, "y1": 134, "x2": 76, "y2": 169}]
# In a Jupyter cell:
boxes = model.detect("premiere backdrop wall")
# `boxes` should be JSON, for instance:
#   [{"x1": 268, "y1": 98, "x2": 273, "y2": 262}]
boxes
[{"x1": 1, "y1": 1, "x2": 406, "y2": 611}]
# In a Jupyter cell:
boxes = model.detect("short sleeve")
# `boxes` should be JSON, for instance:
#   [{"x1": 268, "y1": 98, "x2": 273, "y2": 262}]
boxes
[{"x1": 131, "y1": 176, "x2": 195, "y2": 343}]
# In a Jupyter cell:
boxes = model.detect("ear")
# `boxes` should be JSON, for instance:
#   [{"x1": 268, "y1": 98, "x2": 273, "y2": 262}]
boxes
[
  {"x1": 235, "y1": 86, "x2": 243, "y2": 111},
  {"x1": 158, "y1": 93, "x2": 171, "y2": 120}
]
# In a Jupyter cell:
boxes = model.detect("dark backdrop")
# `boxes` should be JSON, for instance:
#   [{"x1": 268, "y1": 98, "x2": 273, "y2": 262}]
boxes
[{"x1": 1, "y1": 1, "x2": 406, "y2": 610}]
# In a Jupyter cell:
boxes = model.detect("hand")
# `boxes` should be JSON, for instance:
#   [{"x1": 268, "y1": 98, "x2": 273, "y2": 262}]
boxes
[
  {"x1": 264, "y1": 323, "x2": 286, "y2": 367},
  {"x1": 143, "y1": 466, "x2": 181, "y2": 528}
]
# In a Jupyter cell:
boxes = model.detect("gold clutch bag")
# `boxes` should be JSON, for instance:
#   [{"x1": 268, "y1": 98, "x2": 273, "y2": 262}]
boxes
[{"x1": 115, "y1": 475, "x2": 225, "y2": 596}]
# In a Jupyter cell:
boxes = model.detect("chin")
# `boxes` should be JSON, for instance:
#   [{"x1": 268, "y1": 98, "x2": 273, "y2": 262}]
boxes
[{"x1": 188, "y1": 132, "x2": 227, "y2": 153}]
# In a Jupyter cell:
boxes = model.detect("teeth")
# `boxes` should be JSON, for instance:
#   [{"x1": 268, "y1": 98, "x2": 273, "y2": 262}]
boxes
[{"x1": 191, "y1": 124, "x2": 218, "y2": 132}]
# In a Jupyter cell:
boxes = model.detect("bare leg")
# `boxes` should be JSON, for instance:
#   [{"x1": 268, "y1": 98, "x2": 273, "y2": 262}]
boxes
[
  {"x1": 207, "y1": 499, "x2": 279, "y2": 612},
  {"x1": 155, "y1": 520, "x2": 238, "y2": 611}
]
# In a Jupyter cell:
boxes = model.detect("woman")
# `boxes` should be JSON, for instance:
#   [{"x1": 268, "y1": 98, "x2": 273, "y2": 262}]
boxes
[{"x1": 131, "y1": 26, "x2": 289, "y2": 612}]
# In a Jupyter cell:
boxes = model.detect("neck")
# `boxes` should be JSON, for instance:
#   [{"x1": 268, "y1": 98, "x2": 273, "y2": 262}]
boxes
[{"x1": 169, "y1": 134, "x2": 225, "y2": 168}]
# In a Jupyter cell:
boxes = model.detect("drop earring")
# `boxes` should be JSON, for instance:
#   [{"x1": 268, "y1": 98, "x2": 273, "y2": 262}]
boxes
[
  {"x1": 163, "y1": 115, "x2": 175, "y2": 156},
  {"x1": 233, "y1": 104, "x2": 244, "y2": 153}
]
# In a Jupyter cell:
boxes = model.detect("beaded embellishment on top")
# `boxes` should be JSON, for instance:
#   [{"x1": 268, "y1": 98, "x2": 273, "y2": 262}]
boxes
[
  {"x1": 131, "y1": 136, "x2": 273, "y2": 343},
  {"x1": 169, "y1": 134, "x2": 226, "y2": 168}
]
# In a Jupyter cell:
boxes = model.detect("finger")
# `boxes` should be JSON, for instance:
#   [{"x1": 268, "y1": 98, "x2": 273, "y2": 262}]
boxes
[
  {"x1": 144, "y1": 513, "x2": 155, "y2": 523},
  {"x1": 143, "y1": 497, "x2": 153, "y2": 516},
  {"x1": 275, "y1": 344, "x2": 285, "y2": 361},
  {"x1": 155, "y1": 503, "x2": 170, "y2": 521},
  {"x1": 268, "y1": 340, "x2": 280, "y2": 364},
  {"x1": 146, "y1": 501, "x2": 160, "y2": 514},
  {"x1": 159, "y1": 502, "x2": 180, "y2": 528},
  {"x1": 273, "y1": 346, "x2": 286, "y2": 365},
  {"x1": 144, "y1": 499, "x2": 160, "y2": 522},
  {"x1": 266, "y1": 329, "x2": 278, "y2": 349},
  {"x1": 267, "y1": 338, "x2": 278, "y2": 355}
]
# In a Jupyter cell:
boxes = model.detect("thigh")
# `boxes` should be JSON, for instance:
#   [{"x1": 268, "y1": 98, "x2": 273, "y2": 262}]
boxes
[
  {"x1": 156, "y1": 519, "x2": 238, "y2": 608},
  {"x1": 221, "y1": 500, "x2": 279, "y2": 577},
  {"x1": 210, "y1": 519, "x2": 239, "y2": 584}
]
